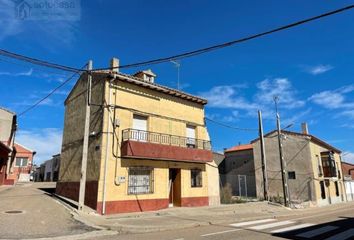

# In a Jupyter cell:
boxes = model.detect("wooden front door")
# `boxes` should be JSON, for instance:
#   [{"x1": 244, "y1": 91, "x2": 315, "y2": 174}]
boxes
[{"x1": 169, "y1": 169, "x2": 181, "y2": 206}]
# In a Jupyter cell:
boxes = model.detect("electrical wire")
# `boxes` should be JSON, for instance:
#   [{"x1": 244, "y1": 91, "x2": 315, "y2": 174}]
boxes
[
  {"x1": 18, "y1": 64, "x2": 87, "y2": 117},
  {"x1": 0, "y1": 5, "x2": 353, "y2": 73},
  {"x1": 93, "y1": 4, "x2": 354, "y2": 71},
  {"x1": 205, "y1": 117, "x2": 257, "y2": 132},
  {"x1": 0, "y1": 56, "x2": 73, "y2": 78},
  {"x1": 0, "y1": 49, "x2": 84, "y2": 73}
]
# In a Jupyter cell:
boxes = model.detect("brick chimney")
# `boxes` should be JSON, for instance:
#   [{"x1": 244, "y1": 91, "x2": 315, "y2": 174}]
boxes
[
  {"x1": 301, "y1": 122, "x2": 309, "y2": 135},
  {"x1": 110, "y1": 57, "x2": 119, "y2": 73}
]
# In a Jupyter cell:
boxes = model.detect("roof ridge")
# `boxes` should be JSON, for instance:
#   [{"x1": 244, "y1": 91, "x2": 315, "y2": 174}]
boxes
[
  {"x1": 115, "y1": 72, "x2": 208, "y2": 104},
  {"x1": 14, "y1": 142, "x2": 34, "y2": 153}
]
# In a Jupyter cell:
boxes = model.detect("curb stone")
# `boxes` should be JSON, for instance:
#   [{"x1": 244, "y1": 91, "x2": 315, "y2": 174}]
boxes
[{"x1": 16, "y1": 230, "x2": 118, "y2": 240}]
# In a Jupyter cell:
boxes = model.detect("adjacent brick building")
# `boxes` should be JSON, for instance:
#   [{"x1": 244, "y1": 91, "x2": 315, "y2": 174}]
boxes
[{"x1": 341, "y1": 162, "x2": 354, "y2": 180}]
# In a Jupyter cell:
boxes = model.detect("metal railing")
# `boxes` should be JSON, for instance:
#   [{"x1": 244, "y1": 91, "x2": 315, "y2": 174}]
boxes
[{"x1": 122, "y1": 128, "x2": 211, "y2": 150}]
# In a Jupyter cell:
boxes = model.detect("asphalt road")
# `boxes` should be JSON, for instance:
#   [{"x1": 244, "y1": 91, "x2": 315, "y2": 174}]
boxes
[
  {"x1": 0, "y1": 182, "x2": 94, "y2": 239},
  {"x1": 93, "y1": 202, "x2": 354, "y2": 240}
]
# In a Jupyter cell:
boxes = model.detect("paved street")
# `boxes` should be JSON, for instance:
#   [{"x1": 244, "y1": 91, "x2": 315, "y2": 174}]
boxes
[
  {"x1": 90, "y1": 201, "x2": 354, "y2": 240},
  {"x1": 1, "y1": 182, "x2": 354, "y2": 240},
  {"x1": 0, "y1": 182, "x2": 94, "y2": 239}
]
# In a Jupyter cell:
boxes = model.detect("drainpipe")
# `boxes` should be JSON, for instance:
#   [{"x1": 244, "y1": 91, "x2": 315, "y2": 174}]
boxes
[
  {"x1": 102, "y1": 79, "x2": 112, "y2": 215},
  {"x1": 102, "y1": 58, "x2": 119, "y2": 215}
]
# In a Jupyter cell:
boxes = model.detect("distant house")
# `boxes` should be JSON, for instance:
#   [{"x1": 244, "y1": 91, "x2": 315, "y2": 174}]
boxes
[
  {"x1": 0, "y1": 107, "x2": 35, "y2": 185},
  {"x1": 219, "y1": 144, "x2": 256, "y2": 198},
  {"x1": 341, "y1": 162, "x2": 354, "y2": 180},
  {"x1": 43, "y1": 154, "x2": 61, "y2": 182},
  {"x1": 6, "y1": 143, "x2": 36, "y2": 183},
  {"x1": 223, "y1": 124, "x2": 345, "y2": 207}
]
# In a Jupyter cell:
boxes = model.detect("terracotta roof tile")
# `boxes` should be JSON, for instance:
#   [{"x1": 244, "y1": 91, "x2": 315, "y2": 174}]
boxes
[
  {"x1": 14, "y1": 143, "x2": 34, "y2": 153},
  {"x1": 224, "y1": 144, "x2": 253, "y2": 153}
]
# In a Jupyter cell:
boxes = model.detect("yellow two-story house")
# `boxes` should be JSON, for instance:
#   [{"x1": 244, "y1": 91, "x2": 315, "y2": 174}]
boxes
[{"x1": 56, "y1": 58, "x2": 220, "y2": 214}]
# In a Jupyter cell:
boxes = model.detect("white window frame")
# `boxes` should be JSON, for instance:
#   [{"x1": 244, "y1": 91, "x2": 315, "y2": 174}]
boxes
[
  {"x1": 15, "y1": 157, "x2": 28, "y2": 167},
  {"x1": 132, "y1": 115, "x2": 148, "y2": 142},
  {"x1": 186, "y1": 125, "x2": 196, "y2": 148}
]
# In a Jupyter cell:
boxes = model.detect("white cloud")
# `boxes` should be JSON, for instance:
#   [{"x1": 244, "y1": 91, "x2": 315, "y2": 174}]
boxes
[
  {"x1": 342, "y1": 151, "x2": 354, "y2": 164},
  {"x1": 255, "y1": 78, "x2": 305, "y2": 109},
  {"x1": 309, "y1": 85, "x2": 354, "y2": 110},
  {"x1": 200, "y1": 85, "x2": 258, "y2": 111},
  {"x1": 0, "y1": 68, "x2": 33, "y2": 76},
  {"x1": 306, "y1": 64, "x2": 333, "y2": 75},
  {"x1": 309, "y1": 91, "x2": 345, "y2": 109},
  {"x1": 16, "y1": 128, "x2": 62, "y2": 164},
  {"x1": 14, "y1": 97, "x2": 57, "y2": 107},
  {"x1": 200, "y1": 78, "x2": 304, "y2": 119},
  {"x1": 340, "y1": 110, "x2": 354, "y2": 119}
]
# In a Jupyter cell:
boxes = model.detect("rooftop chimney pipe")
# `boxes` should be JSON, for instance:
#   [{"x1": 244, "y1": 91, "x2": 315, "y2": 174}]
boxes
[
  {"x1": 301, "y1": 122, "x2": 309, "y2": 135},
  {"x1": 110, "y1": 58, "x2": 119, "y2": 73}
]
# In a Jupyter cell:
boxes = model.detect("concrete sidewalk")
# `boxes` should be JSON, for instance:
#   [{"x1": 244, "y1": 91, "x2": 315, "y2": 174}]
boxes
[{"x1": 75, "y1": 202, "x2": 292, "y2": 234}]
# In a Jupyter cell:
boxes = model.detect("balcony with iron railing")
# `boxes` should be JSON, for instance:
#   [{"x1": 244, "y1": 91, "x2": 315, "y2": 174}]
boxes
[{"x1": 121, "y1": 129, "x2": 213, "y2": 163}]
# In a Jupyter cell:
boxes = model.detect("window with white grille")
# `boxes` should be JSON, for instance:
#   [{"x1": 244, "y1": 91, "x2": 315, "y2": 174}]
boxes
[
  {"x1": 15, "y1": 157, "x2": 28, "y2": 167},
  {"x1": 128, "y1": 167, "x2": 154, "y2": 194}
]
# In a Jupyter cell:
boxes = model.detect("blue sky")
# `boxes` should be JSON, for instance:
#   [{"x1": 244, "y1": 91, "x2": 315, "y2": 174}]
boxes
[{"x1": 1, "y1": 0, "x2": 354, "y2": 163}]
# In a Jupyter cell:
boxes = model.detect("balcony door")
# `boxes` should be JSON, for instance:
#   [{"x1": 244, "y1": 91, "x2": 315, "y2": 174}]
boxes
[
  {"x1": 133, "y1": 115, "x2": 148, "y2": 141},
  {"x1": 186, "y1": 125, "x2": 196, "y2": 148}
]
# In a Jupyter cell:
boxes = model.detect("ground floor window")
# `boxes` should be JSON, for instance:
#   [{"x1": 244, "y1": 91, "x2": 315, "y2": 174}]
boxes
[
  {"x1": 335, "y1": 181, "x2": 339, "y2": 196},
  {"x1": 15, "y1": 157, "x2": 28, "y2": 167},
  {"x1": 191, "y1": 169, "x2": 202, "y2": 187},
  {"x1": 320, "y1": 181, "x2": 326, "y2": 199},
  {"x1": 128, "y1": 167, "x2": 154, "y2": 194}
]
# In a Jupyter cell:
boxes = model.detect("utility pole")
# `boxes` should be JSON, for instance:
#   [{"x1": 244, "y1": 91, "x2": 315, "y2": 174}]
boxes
[
  {"x1": 274, "y1": 96, "x2": 290, "y2": 207},
  {"x1": 78, "y1": 60, "x2": 92, "y2": 211},
  {"x1": 258, "y1": 110, "x2": 268, "y2": 201}
]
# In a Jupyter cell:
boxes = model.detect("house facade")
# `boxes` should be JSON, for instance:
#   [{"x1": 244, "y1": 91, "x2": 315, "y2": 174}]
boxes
[
  {"x1": 56, "y1": 58, "x2": 219, "y2": 214},
  {"x1": 6, "y1": 143, "x2": 35, "y2": 183},
  {"x1": 41, "y1": 154, "x2": 61, "y2": 181},
  {"x1": 224, "y1": 126, "x2": 345, "y2": 207},
  {"x1": 341, "y1": 162, "x2": 354, "y2": 180},
  {"x1": 220, "y1": 144, "x2": 256, "y2": 198},
  {"x1": 0, "y1": 107, "x2": 35, "y2": 185}
]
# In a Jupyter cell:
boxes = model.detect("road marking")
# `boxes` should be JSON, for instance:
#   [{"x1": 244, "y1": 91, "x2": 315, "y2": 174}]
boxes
[
  {"x1": 229, "y1": 219, "x2": 276, "y2": 227},
  {"x1": 324, "y1": 228, "x2": 354, "y2": 240},
  {"x1": 249, "y1": 220, "x2": 294, "y2": 230},
  {"x1": 296, "y1": 225, "x2": 338, "y2": 238},
  {"x1": 201, "y1": 229, "x2": 242, "y2": 237},
  {"x1": 271, "y1": 223, "x2": 315, "y2": 233}
]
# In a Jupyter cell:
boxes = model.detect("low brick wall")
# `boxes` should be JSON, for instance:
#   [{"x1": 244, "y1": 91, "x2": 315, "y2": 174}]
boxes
[
  {"x1": 181, "y1": 196, "x2": 209, "y2": 207},
  {"x1": 97, "y1": 198, "x2": 170, "y2": 214},
  {"x1": 56, "y1": 181, "x2": 98, "y2": 210}
]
